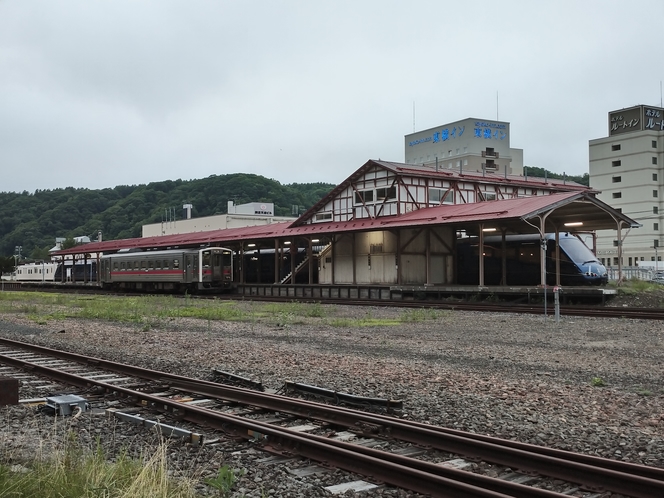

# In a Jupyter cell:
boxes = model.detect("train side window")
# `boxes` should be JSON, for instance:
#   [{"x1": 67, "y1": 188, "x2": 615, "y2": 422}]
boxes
[
  {"x1": 121, "y1": 262, "x2": 126, "y2": 271},
  {"x1": 155, "y1": 260, "x2": 161, "y2": 269},
  {"x1": 148, "y1": 261, "x2": 154, "y2": 270},
  {"x1": 113, "y1": 262, "x2": 118, "y2": 271},
  {"x1": 173, "y1": 259, "x2": 179, "y2": 269},
  {"x1": 140, "y1": 261, "x2": 146, "y2": 270},
  {"x1": 164, "y1": 260, "x2": 170, "y2": 269}
]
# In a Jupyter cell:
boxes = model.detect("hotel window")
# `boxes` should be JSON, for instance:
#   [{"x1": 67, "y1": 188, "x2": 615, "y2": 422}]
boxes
[
  {"x1": 653, "y1": 157, "x2": 658, "y2": 165},
  {"x1": 655, "y1": 223, "x2": 659, "y2": 231},
  {"x1": 655, "y1": 190, "x2": 659, "y2": 198},
  {"x1": 654, "y1": 206, "x2": 659, "y2": 214},
  {"x1": 612, "y1": 192, "x2": 622, "y2": 199},
  {"x1": 612, "y1": 176, "x2": 621, "y2": 183},
  {"x1": 463, "y1": 159, "x2": 468, "y2": 165},
  {"x1": 611, "y1": 144, "x2": 621, "y2": 151},
  {"x1": 653, "y1": 140, "x2": 658, "y2": 148},
  {"x1": 654, "y1": 173, "x2": 658, "y2": 181},
  {"x1": 612, "y1": 160, "x2": 621, "y2": 167}
]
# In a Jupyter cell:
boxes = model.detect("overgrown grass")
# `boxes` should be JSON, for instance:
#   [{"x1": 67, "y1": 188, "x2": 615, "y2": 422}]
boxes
[
  {"x1": 0, "y1": 436, "x2": 198, "y2": 498},
  {"x1": 611, "y1": 278, "x2": 664, "y2": 294},
  {"x1": 0, "y1": 292, "x2": 450, "y2": 329}
]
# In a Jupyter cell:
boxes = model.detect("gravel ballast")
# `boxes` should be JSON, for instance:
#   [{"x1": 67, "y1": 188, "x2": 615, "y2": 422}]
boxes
[{"x1": 1, "y1": 304, "x2": 663, "y2": 496}]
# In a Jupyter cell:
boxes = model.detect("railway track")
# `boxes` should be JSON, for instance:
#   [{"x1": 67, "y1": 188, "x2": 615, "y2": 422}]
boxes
[{"x1": 0, "y1": 337, "x2": 662, "y2": 497}]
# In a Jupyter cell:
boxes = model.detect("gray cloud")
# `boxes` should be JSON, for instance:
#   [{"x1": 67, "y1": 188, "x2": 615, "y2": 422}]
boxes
[{"x1": 1, "y1": 0, "x2": 662, "y2": 193}]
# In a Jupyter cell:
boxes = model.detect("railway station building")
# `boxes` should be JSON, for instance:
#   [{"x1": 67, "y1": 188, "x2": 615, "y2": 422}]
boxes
[{"x1": 54, "y1": 157, "x2": 639, "y2": 292}]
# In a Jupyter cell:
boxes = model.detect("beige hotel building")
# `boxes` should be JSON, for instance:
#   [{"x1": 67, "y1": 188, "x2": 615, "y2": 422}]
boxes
[{"x1": 590, "y1": 104, "x2": 664, "y2": 267}]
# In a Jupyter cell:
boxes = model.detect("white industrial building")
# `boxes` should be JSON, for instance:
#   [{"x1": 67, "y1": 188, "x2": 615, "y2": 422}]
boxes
[
  {"x1": 589, "y1": 105, "x2": 664, "y2": 267},
  {"x1": 142, "y1": 201, "x2": 296, "y2": 237}
]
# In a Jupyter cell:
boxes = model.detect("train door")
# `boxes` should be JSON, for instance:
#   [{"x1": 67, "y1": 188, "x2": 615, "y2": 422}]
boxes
[
  {"x1": 102, "y1": 259, "x2": 111, "y2": 282},
  {"x1": 212, "y1": 251, "x2": 222, "y2": 281},
  {"x1": 184, "y1": 254, "x2": 194, "y2": 283}
]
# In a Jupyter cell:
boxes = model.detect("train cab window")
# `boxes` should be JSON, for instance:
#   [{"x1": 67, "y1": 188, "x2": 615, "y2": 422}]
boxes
[{"x1": 173, "y1": 259, "x2": 180, "y2": 269}]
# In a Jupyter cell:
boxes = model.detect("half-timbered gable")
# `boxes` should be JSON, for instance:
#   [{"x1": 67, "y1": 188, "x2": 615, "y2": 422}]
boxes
[{"x1": 293, "y1": 160, "x2": 590, "y2": 227}]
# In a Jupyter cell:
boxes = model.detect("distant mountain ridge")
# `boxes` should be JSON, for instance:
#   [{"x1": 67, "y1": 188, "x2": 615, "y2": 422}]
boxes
[
  {"x1": 0, "y1": 173, "x2": 335, "y2": 259},
  {"x1": 0, "y1": 168, "x2": 588, "y2": 262}
]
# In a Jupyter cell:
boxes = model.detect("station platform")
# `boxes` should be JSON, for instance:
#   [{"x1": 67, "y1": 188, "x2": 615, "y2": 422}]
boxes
[{"x1": 235, "y1": 283, "x2": 616, "y2": 304}]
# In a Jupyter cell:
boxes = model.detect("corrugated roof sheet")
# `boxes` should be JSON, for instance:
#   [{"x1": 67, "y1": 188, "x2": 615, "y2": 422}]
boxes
[{"x1": 54, "y1": 191, "x2": 636, "y2": 256}]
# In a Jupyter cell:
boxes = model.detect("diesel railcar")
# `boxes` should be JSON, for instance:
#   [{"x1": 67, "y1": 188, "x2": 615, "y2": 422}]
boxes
[
  {"x1": 100, "y1": 247, "x2": 233, "y2": 292},
  {"x1": 456, "y1": 233, "x2": 608, "y2": 286},
  {"x1": 14, "y1": 262, "x2": 59, "y2": 282}
]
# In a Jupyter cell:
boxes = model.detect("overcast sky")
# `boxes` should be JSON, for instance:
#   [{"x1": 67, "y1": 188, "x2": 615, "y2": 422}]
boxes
[{"x1": 1, "y1": 1, "x2": 662, "y2": 194}]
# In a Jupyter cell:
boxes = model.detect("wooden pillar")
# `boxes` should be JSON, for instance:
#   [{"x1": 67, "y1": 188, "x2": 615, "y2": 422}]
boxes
[
  {"x1": 501, "y1": 230, "x2": 507, "y2": 285},
  {"x1": 331, "y1": 236, "x2": 335, "y2": 285},
  {"x1": 307, "y1": 240, "x2": 313, "y2": 284},
  {"x1": 352, "y1": 233, "x2": 356, "y2": 284},
  {"x1": 290, "y1": 240, "x2": 295, "y2": 283},
  {"x1": 555, "y1": 230, "x2": 561, "y2": 287},
  {"x1": 274, "y1": 240, "x2": 280, "y2": 284},
  {"x1": 396, "y1": 230, "x2": 401, "y2": 285},
  {"x1": 478, "y1": 224, "x2": 484, "y2": 286},
  {"x1": 425, "y1": 228, "x2": 431, "y2": 285}
]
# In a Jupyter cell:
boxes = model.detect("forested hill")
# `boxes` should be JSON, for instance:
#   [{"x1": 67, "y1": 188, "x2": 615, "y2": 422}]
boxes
[
  {"x1": 0, "y1": 174, "x2": 335, "y2": 259},
  {"x1": 524, "y1": 167, "x2": 589, "y2": 186},
  {"x1": 1, "y1": 167, "x2": 588, "y2": 261}
]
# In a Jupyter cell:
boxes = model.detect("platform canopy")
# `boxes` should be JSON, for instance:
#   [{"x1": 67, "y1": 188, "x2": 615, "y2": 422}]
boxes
[{"x1": 53, "y1": 191, "x2": 639, "y2": 257}]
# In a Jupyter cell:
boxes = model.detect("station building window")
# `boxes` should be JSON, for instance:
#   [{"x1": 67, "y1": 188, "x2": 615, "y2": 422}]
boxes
[
  {"x1": 376, "y1": 186, "x2": 396, "y2": 200},
  {"x1": 316, "y1": 212, "x2": 332, "y2": 221},
  {"x1": 354, "y1": 190, "x2": 374, "y2": 204}
]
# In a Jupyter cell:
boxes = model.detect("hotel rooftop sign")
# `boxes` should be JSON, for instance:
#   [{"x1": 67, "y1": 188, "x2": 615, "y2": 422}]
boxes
[{"x1": 609, "y1": 105, "x2": 664, "y2": 136}]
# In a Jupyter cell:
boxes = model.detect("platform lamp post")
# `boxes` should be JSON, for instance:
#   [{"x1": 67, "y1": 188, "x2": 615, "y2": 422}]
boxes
[
  {"x1": 653, "y1": 242, "x2": 660, "y2": 272},
  {"x1": 13, "y1": 245, "x2": 22, "y2": 275}
]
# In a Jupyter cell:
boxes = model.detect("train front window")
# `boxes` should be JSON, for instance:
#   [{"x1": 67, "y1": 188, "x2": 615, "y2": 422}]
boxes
[{"x1": 559, "y1": 237, "x2": 598, "y2": 265}]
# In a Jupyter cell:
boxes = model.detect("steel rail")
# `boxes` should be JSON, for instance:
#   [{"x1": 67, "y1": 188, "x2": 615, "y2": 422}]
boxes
[
  {"x1": 0, "y1": 350, "x2": 563, "y2": 498},
  {"x1": 0, "y1": 338, "x2": 662, "y2": 497}
]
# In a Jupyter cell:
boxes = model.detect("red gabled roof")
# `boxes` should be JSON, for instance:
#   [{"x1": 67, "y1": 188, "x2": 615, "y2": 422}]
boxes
[
  {"x1": 54, "y1": 191, "x2": 637, "y2": 256},
  {"x1": 292, "y1": 159, "x2": 592, "y2": 227}
]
